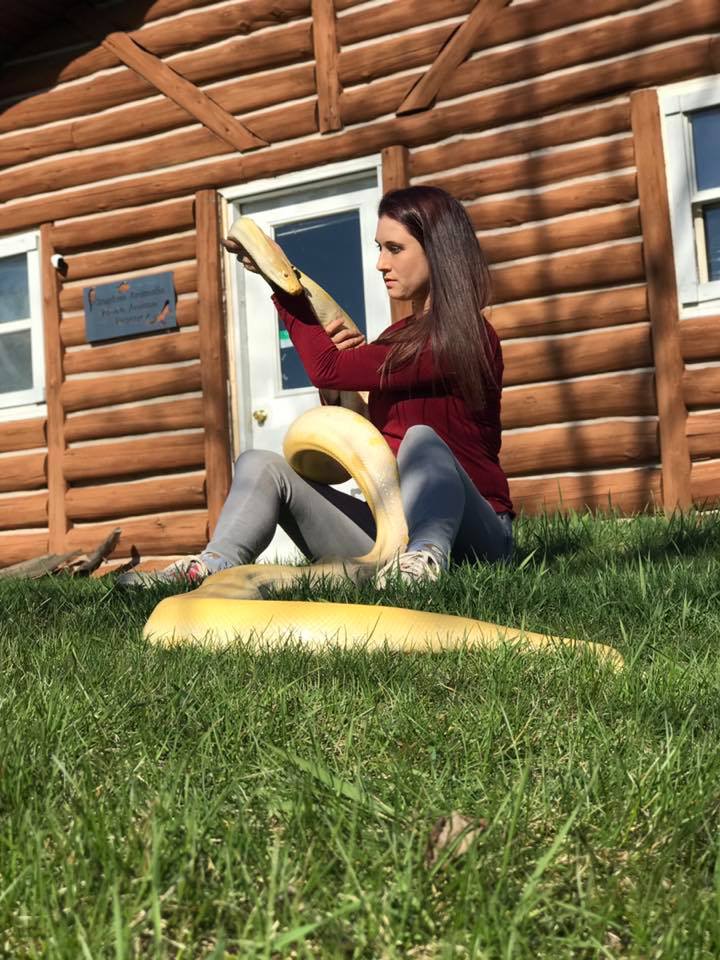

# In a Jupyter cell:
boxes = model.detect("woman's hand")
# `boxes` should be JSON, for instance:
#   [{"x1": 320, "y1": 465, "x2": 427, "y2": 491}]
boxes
[
  {"x1": 325, "y1": 316, "x2": 366, "y2": 351},
  {"x1": 221, "y1": 237, "x2": 260, "y2": 274}
]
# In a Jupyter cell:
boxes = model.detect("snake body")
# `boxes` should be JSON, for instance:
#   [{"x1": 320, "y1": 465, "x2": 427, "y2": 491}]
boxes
[{"x1": 143, "y1": 219, "x2": 623, "y2": 670}]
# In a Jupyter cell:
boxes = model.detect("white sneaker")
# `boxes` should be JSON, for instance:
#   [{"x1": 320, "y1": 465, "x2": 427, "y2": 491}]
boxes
[
  {"x1": 375, "y1": 546, "x2": 447, "y2": 589},
  {"x1": 116, "y1": 555, "x2": 210, "y2": 588}
]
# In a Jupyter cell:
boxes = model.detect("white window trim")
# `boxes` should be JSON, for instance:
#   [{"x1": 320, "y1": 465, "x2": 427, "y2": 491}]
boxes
[
  {"x1": 0, "y1": 229, "x2": 45, "y2": 413},
  {"x1": 220, "y1": 155, "x2": 384, "y2": 456},
  {"x1": 660, "y1": 77, "x2": 720, "y2": 317}
]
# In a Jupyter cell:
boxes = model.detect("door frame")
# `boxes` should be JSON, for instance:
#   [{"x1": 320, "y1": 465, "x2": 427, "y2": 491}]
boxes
[{"x1": 219, "y1": 155, "x2": 383, "y2": 459}]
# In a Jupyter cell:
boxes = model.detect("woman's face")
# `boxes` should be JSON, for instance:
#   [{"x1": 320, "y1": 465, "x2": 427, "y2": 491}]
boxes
[{"x1": 375, "y1": 215, "x2": 430, "y2": 305}]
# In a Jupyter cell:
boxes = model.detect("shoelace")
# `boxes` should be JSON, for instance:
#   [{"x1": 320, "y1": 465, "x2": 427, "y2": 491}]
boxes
[{"x1": 396, "y1": 550, "x2": 442, "y2": 578}]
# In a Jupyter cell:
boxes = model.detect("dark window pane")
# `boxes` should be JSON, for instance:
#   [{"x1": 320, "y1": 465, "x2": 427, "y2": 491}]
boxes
[
  {"x1": 704, "y1": 204, "x2": 720, "y2": 282},
  {"x1": 0, "y1": 253, "x2": 30, "y2": 324},
  {"x1": 0, "y1": 329, "x2": 33, "y2": 393},
  {"x1": 274, "y1": 210, "x2": 367, "y2": 391},
  {"x1": 690, "y1": 106, "x2": 720, "y2": 192}
]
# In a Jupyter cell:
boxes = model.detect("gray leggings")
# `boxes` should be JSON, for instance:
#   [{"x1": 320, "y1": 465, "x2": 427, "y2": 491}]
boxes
[{"x1": 205, "y1": 424, "x2": 512, "y2": 568}]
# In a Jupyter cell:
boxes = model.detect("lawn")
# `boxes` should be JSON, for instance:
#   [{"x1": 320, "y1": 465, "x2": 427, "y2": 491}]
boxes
[{"x1": 2, "y1": 511, "x2": 720, "y2": 959}]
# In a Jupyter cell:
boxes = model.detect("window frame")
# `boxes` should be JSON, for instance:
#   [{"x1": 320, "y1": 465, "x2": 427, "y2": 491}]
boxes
[
  {"x1": 661, "y1": 77, "x2": 720, "y2": 314},
  {"x1": 0, "y1": 229, "x2": 45, "y2": 412}
]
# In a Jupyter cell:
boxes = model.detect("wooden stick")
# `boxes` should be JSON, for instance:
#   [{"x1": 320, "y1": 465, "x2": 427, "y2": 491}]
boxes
[
  {"x1": 397, "y1": 0, "x2": 512, "y2": 115},
  {"x1": 63, "y1": 2, "x2": 268, "y2": 153},
  {"x1": 195, "y1": 190, "x2": 232, "y2": 534},
  {"x1": 312, "y1": 0, "x2": 343, "y2": 133},
  {"x1": 40, "y1": 225, "x2": 69, "y2": 553},
  {"x1": 631, "y1": 90, "x2": 692, "y2": 513}
]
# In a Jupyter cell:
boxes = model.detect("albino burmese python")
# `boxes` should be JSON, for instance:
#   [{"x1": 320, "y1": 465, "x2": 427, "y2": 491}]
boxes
[{"x1": 143, "y1": 218, "x2": 623, "y2": 671}]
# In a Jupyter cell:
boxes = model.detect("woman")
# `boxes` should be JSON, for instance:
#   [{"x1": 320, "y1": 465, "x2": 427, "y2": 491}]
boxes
[{"x1": 121, "y1": 186, "x2": 513, "y2": 587}]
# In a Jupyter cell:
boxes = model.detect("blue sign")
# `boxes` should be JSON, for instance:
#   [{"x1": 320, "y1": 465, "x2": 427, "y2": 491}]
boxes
[{"x1": 83, "y1": 272, "x2": 177, "y2": 344}]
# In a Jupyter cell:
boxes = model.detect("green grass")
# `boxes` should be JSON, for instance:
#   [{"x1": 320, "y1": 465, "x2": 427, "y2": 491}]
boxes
[{"x1": 2, "y1": 511, "x2": 720, "y2": 958}]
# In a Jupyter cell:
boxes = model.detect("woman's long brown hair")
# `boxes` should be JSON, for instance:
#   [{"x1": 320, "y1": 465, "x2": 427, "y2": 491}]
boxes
[{"x1": 376, "y1": 186, "x2": 496, "y2": 411}]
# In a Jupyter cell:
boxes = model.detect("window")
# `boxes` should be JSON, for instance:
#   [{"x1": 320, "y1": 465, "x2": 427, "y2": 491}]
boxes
[
  {"x1": 661, "y1": 77, "x2": 720, "y2": 312},
  {"x1": 0, "y1": 231, "x2": 44, "y2": 411}
]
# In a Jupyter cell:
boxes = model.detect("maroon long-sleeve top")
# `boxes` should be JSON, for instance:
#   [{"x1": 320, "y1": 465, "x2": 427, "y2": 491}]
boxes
[{"x1": 273, "y1": 292, "x2": 514, "y2": 516}]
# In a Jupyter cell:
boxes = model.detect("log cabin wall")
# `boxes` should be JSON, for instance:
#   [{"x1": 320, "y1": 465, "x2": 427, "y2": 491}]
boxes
[{"x1": 0, "y1": 0, "x2": 719, "y2": 567}]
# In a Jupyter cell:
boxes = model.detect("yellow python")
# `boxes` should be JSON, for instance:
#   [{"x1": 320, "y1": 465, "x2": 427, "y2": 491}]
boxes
[{"x1": 143, "y1": 219, "x2": 623, "y2": 671}]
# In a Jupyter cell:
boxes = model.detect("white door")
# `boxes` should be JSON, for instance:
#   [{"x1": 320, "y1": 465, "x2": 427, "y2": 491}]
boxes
[{"x1": 230, "y1": 172, "x2": 390, "y2": 561}]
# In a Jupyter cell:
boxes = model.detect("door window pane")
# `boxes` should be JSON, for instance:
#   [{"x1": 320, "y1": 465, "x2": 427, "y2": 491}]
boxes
[
  {"x1": 0, "y1": 329, "x2": 33, "y2": 393},
  {"x1": 0, "y1": 253, "x2": 30, "y2": 324},
  {"x1": 690, "y1": 107, "x2": 720, "y2": 192},
  {"x1": 704, "y1": 204, "x2": 720, "y2": 282},
  {"x1": 274, "y1": 210, "x2": 367, "y2": 391}
]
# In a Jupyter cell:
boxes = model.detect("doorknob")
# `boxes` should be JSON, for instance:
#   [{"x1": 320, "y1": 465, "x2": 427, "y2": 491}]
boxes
[{"x1": 252, "y1": 408, "x2": 268, "y2": 425}]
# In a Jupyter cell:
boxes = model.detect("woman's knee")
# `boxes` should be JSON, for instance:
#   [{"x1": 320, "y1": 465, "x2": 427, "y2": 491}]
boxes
[
  {"x1": 398, "y1": 424, "x2": 441, "y2": 456},
  {"x1": 232, "y1": 448, "x2": 288, "y2": 482}
]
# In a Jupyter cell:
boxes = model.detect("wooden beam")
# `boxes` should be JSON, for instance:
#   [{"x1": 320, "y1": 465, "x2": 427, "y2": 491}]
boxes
[
  {"x1": 381, "y1": 145, "x2": 410, "y2": 195},
  {"x1": 63, "y1": 1, "x2": 267, "y2": 153},
  {"x1": 631, "y1": 89, "x2": 692, "y2": 513},
  {"x1": 381, "y1": 146, "x2": 411, "y2": 323},
  {"x1": 40, "y1": 224, "x2": 69, "y2": 553},
  {"x1": 311, "y1": 0, "x2": 343, "y2": 133},
  {"x1": 397, "y1": 0, "x2": 512, "y2": 116},
  {"x1": 195, "y1": 190, "x2": 232, "y2": 534}
]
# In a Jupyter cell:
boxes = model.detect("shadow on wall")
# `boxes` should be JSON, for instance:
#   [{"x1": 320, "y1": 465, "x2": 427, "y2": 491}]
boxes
[
  {"x1": 0, "y1": 0, "x2": 186, "y2": 115},
  {"x1": 478, "y1": 16, "x2": 654, "y2": 516}
]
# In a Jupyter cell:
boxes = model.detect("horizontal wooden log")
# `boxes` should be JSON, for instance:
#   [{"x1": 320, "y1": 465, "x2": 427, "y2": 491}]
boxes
[
  {"x1": 0, "y1": 45, "x2": 640, "y2": 205},
  {"x1": 60, "y1": 297, "x2": 197, "y2": 348},
  {"x1": 0, "y1": 492, "x2": 48, "y2": 530},
  {"x1": 65, "y1": 396, "x2": 204, "y2": 443},
  {"x1": 490, "y1": 285, "x2": 648, "y2": 340},
  {"x1": 60, "y1": 264, "x2": 196, "y2": 312},
  {"x1": 64, "y1": 329, "x2": 200, "y2": 376},
  {"x1": 64, "y1": 432, "x2": 205, "y2": 482},
  {"x1": 434, "y1": 0, "x2": 719, "y2": 111},
  {"x1": 482, "y1": 205, "x2": 640, "y2": 266},
  {"x1": 687, "y1": 412, "x2": 720, "y2": 461},
  {"x1": 50, "y1": 198, "x2": 195, "y2": 253},
  {"x1": 0, "y1": 417, "x2": 46, "y2": 454},
  {"x1": 0, "y1": 452, "x2": 47, "y2": 493},
  {"x1": 0, "y1": 3, "x2": 640, "y2": 171},
  {"x1": 502, "y1": 370, "x2": 656, "y2": 430},
  {"x1": 8, "y1": 0, "x2": 647, "y2": 105},
  {"x1": 491, "y1": 242, "x2": 645, "y2": 304},
  {"x1": 469, "y1": 172, "x2": 638, "y2": 231},
  {"x1": 501, "y1": 417, "x2": 659, "y2": 476},
  {"x1": 509, "y1": 466, "x2": 661, "y2": 515},
  {"x1": 683, "y1": 366, "x2": 720, "y2": 410},
  {"x1": 679, "y1": 315, "x2": 720, "y2": 363},
  {"x1": 0, "y1": 531, "x2": 50, "y2": 569},
  {"x1": 62, "y1": 362, "x2": 203, "y2": 413},
  {"x1": 691, "y1": 459, "x2": 720, "y2": 505},
  {"x1": 426, "y1": 137, "x2": 634, "y2": 203},
  {"x1": 412, "y1": 99, "x2": 631, "y2": 177},
  {"x1": 503, "y1": 323, "x2": 651, "y2": 387},
  {"x1": 65, "y1": 472, "x2": 206, "y2": 522},
  {"x1": 0, "y1": 0, "x2": 654, "y2": 131},
  {"x1": 0, "y1": 0, "x2": 471, "y2": 133},
  {"x1": 66, "y1": 511, "x2": 208, "y2": 559},
  {"x1": 4, "y1": 38, "x2": 716, "y2": 235},
  {"x1": 61, "y1": 234, "x2": 196, "y2": 284}
]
